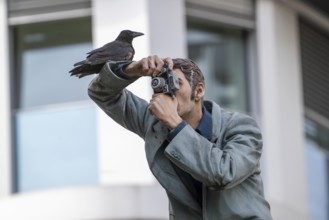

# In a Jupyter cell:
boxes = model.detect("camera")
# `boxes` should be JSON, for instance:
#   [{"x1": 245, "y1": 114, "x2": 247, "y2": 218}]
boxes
[{"x1": 151, "y1": 64, "x2": 180, "y2": 97}]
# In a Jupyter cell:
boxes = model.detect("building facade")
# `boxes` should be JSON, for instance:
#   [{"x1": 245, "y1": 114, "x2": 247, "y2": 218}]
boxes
[{"x1": 0, "y1": 0, "x2": 329, "y2": 219}]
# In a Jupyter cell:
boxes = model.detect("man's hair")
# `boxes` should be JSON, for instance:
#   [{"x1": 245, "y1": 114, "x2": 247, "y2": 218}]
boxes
[{"x1": 172, "y1": 58, "x2": 205, "y2": 100}]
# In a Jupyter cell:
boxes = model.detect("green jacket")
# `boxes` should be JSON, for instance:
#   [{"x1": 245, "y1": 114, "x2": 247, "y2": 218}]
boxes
[{"x1": 88, "y1": 62, "x2": 272, "y2": 220}]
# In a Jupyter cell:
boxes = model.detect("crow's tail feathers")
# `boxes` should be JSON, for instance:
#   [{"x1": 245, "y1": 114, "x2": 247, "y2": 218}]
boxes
[
  {"x1": 69, "y1": 65, "x2": 93, "y2": 78},
  {"x1": 69, "y1": 63, "x2": 104, "y2": 78},
  {"x1": 73, "y1": 59, "x2": 90, "y2": 67}
]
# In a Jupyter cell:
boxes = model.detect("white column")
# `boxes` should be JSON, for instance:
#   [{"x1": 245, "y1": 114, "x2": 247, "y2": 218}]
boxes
[
  {"x1": 92, "y1": 0, "x2": 186, "y2": 185},
  {"x1": 0, "y1": 0, "x2": 12, "y2": 197},
  {"x1": 256, "y1": 0, "x2": 309, "y2": 219}
]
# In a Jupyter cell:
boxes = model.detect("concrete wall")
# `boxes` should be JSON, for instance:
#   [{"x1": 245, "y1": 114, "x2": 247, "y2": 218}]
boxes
[
  {"x1": 92, "y1": 0, "x2": 186, "y2": 185},
  {"x1": 256, "y1": 0, "x2": 309, "y2": 219}
]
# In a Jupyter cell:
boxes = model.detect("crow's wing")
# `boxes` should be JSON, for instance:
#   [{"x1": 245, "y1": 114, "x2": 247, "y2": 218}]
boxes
[
  {"x1": 85, "y1": 41, "x2": 115, "y2": 57},
  {"x1": 84, "y1": 41, "x2": 134, "y2": 65}
]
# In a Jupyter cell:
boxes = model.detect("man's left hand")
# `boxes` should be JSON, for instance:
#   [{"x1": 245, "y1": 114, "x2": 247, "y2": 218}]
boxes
[{"x1": 148, "y1": 93, "x2": 183, "y2": 130}]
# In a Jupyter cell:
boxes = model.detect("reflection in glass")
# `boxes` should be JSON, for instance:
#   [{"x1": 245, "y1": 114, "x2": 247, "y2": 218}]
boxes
[
  {"x1": 13, "y1": 18, "x2": 97, "y2": 192},
  {"x1": 305, "y1": 138, "x2": 328, "y2": 220},
  {"x1": 20, "y1": 43, "x2": 92, "y2": 108},
  {"x1": 13, "y1": 18, "x2": 92, "y2": 109},
  {"x1": 187, "y1": 25, "x2": 248, "y2": 112},
  {"x1": 16, "y1": 106, "x2": 98, "y2": 192}
]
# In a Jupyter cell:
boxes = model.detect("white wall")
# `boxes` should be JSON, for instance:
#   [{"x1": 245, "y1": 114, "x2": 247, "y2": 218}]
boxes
[
  {"x1": 0, "y1": 185, "x2": 168, "y2": 219},
  {"x1": 92, "y1": 0, "x2": 186, "y2": 185},
  {"x1": 92, "y1": 0, "x2": 154, "y2": 186},
  {"x1": 256, "y1": 0, "x2": 309, "y2": 219}
]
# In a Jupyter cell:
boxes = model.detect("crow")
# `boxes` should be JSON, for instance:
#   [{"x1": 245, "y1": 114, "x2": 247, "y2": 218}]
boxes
[{"x1": 70, "y1": 30, "x2": 144, "y2": 78}]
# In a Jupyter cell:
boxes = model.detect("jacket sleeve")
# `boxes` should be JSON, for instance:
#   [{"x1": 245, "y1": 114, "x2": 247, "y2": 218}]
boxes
[
  {"x1": 164, "y1": 112, "x2": 263, "y2": 189},
  {"x1": 88, "y1": 61, "x2": 150, "y2": 138}
]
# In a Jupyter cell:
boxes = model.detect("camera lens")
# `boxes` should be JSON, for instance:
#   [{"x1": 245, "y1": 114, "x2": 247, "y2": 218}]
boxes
[
  {"x1": 151, "y1": 77, "x2": 166, "y2": 93},
  {"x1": 151, "y1": 78, "x2": 160, "y2": 87}
]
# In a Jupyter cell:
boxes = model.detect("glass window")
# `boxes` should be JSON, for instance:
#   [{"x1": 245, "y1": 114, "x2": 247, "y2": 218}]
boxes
[
  {"x1": 187, "y1": 23, "x2": 248, "y2": 112},
  {"x1": 19, "y1": 43, "x2": 92, "y2": 108},
  {"x1": 304, "y1": 118, "x2": 329, "y2": 220},
  {"x1": 12, "y1": 18, "x2": 98, "y2": 192},
  {"x1": 16, "y1": 106, "x2": 98, "y2": 192},
  {"x1": 300, "y1": 20, "x2": 329, "y2": 219},
  {"x1": 13, "y1": 18, "x2": 93, "y2": 109},
  {"x1": 305, "y1": 118, "x2": 329, "y2": 152}
]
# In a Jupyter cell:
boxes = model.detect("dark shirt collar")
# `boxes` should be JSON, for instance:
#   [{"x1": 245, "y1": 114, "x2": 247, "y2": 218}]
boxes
[{"x1": 195, "y1": 106, "x2": 212, "y2": 141}]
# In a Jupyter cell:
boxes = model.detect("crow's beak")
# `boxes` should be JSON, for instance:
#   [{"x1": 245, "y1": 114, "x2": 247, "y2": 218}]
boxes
[{"x1": 133, "y1": 32, "x2": 144, "y2": 37}]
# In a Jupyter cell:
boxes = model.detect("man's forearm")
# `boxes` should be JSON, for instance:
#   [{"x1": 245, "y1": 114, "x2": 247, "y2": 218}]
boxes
[{"x1": 88, "y1": 62, "x2": 138, "y2": 104}]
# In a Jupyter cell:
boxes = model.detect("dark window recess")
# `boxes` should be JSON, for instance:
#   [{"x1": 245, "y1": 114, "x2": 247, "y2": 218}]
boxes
[
  {"x1": 300, "y1": 19, "x2": 329, "y2": 150},
  {"x1": 8, "y1": 0, "x2": 91, "y2": 18},
  {"x1": 300, "y1": 20, "x2": 329, "y2": 121}
]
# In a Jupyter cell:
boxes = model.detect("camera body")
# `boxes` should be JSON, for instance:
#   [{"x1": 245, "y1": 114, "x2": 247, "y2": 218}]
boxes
[{"x1": 151, "y1": 64, "x2": 180, "y2": 97}]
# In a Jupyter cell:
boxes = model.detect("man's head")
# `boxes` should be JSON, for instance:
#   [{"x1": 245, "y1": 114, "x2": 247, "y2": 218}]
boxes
[
  {"x1": 173, "y1": 58, "x2": 205, "y2": 100},
  {"x1": 170, "y1": 58, "x2": 205, "y2": 123}
]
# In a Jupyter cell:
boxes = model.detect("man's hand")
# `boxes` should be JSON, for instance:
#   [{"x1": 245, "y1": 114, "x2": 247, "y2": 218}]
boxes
[
  {"x1": 148, "y1": 93, "x2": 183, "y2": 130},
  {"x1": 123, "y1": 55, "x2": 173, "y2": 77},
  {"x1": 123, "y1": 55, "x2": 180, "y2": 129}
]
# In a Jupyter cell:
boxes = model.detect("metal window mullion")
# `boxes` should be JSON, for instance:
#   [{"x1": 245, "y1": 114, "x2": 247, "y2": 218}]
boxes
[
  {"x1": 185, "y1": 0, "x2": 255, "y2": 29},
  {"x1": 8, "y1": 0, "x2": 89, "y2": 11},
  {"x1": 186, "y1": 0, "x2": 254, "y2": 16},
  {"x1": 8, "y1": 8, "x2": 92, "y2": 26},
  {"x1": 8, "y1": 0, "x2": 91, "y2": 25}
]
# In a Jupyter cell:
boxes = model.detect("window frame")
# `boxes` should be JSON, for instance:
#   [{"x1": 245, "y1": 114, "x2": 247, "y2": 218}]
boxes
[{"x1": 8, "y1": 11, "x2": 94, "y2": 193}]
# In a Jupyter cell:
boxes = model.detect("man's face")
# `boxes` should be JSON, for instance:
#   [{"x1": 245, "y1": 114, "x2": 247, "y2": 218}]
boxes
[{"x1": 174, "y1": 68, "x2": 198, "y2": 120}]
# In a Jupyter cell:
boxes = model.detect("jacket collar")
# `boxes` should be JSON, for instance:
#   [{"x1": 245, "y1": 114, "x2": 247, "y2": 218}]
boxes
[
  {"x1": 195, "y1": 106, "x2": 212, "y2": 141},
  {"x1": 204, "y1": 100, "x2": 221, "y2": 143}
]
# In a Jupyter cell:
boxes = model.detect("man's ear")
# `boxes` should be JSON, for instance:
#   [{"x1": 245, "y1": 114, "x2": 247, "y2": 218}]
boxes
[{"x1": 194, "y1": 83, "x2": 205, "y2": 102}]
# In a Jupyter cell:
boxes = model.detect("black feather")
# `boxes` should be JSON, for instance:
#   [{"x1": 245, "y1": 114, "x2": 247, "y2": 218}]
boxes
[{"x1": 70, "y1": 29, "x2": 144, "y2": 78}]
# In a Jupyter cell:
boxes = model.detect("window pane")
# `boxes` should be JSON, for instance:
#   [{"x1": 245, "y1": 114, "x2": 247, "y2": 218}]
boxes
[
  {"x1": 305, "y1": 118, "x2": 329, "y2": 151},
  {"x1": 14, "y1": 18, "x2": 93, "y2": 109},
  {"x1": 187, "y1": 24, "x2": 248, "y2": 112},
  {"x1": 305, "y1": 138, "x2": 329, "y2": 220},
  {"x1": 12, "y1": 18, "x2": 98, "y2": 192},
  {"x1": 20, "y1": 43, "x2": 92, "y2": 108},
  {"x1": 16, "y1": 106, "x2": 98, "y2": 192}
]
